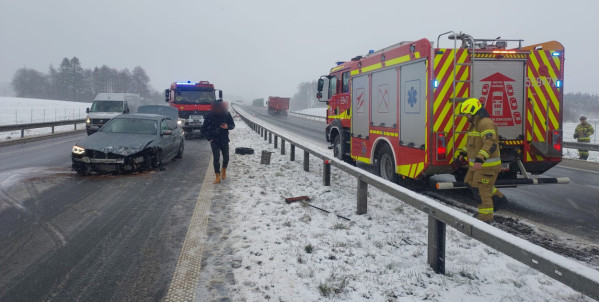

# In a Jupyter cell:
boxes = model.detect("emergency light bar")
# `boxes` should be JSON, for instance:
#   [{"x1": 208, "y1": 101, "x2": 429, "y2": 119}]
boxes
[
  {"x1": 176, "y1": 81, "x2": 196, "y2": 85},
  {"x1": 552, "y1": 52, "x2": 561, "y2": 57},
  {"x1": 491, "y1": 50, "x2": 517, "y2": 54}
]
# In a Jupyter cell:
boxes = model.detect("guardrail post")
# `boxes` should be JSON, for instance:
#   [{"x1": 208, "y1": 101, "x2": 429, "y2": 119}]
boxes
[
  {"x1": 21, "y1": 129, "x2": 24, "y2": 138},
  {"x1": 269, "y1": 132, "x2": 272, "y2": 144},
  {"x1": 303, "y1": 151, "x2": 309, "y2": 171},
  {"x1": 427, "y1": 216, "x2": 446, "y2": 274},
  {"x1": 264, "y1": 129, "x2": 267, "y2": 141},
  {"x1": 281, "y1": 138, "x2": 286, "y2": 155},
  {"x1": 274, "y1": 135, "x2": 278, "y2": 149},
  {"x1": 290, "y1": 144, "x2": 295, "y2": 161},
  {"x1": 323, "y1": 160, "x2": 331, "y2": 186},
  {"x1": 74, "y1": 123, "x2": 77, "y2": 130},
  {"x1": 357, "y1": 176, "x2": 367, "y2": 214}
]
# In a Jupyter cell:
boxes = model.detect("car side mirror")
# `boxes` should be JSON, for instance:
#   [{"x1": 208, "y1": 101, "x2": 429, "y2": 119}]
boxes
[
  {"x1": 219, "y1": 90, "x2": 223, "y2": 99},
  {"x1": 86, "y1": 107, "x2": 89, "y2": 113},
  {"x1": 162, "y1": 130, "x2": 172, "y2": 135},
  {"x1": 316, "y1": 92, "x2": 323, "y2": 100},
  {"x1": 317, "y1": 78, "x2": 325, "y2": 92},
  {"x1": 164, "y1": 89, "x2": 169, "y2": 102}
]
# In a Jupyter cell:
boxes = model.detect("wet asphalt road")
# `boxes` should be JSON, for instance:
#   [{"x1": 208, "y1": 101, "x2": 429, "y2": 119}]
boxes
[
  {"x1": 0, "y1": 134, "x2": 212, "y2": 301},
  {"x1": 241, "y1": 105, "x2": 599, "y2": 243}
]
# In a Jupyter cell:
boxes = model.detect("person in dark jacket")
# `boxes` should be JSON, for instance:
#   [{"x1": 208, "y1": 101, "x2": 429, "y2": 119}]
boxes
[{"x1": 201, "y1": 100, "x2": 235, "y2": 183}]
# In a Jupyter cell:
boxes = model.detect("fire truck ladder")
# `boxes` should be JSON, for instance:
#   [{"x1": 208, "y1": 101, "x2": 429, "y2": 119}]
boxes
[{"x1": 437, "y1": 31, "x2": 476, "y2": 159}]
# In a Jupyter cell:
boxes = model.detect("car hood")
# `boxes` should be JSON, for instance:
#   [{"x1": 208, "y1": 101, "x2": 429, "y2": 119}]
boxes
[
  {"x1": 77, "y1": 132, "x2": 157, "y2": 156},
  {"x1": 87, "y1": 112, "x2": 122, "y2": 119}
]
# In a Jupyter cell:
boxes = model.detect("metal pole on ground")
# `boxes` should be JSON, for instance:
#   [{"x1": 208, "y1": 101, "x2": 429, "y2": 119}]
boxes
[
  {"x1": 274, "y1": 135, "x2": 278, "y2": 149},
  {"x1": 269, "y1": 132, "x2": 272, "y2": 144},
  {"x1": 323, "y1": 160, "x2": 331, "y2": 186},
  {"x1": 357, "y1": 176, "x2": 367, "y2": 214},
  {"x1": 303, "y1": 151, "x2": 309, "y2": 172},
  {"x1": 290, "y1": 145, "x2": 295, "y2": 161},
  {"x1": 264, "y1": 129, "x2": 267, "y2": 141},
  {"x1": 281, "y1": 138, "x2": 286, "y2": 155},
  {"x1": 427, "y1": 217, "x2": 446, "y2": 274}
]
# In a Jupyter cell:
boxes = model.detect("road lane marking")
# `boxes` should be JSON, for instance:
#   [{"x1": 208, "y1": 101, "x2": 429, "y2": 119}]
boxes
[
  {"x1": 164, "y1": 158, "x2": 214, "y2": 302},
  {"x1": 557, "y1": 165, "x2": 599, "y2": 175},
  {"x1": 566, "y1": 198, "x2": 580, "y2": 210}
]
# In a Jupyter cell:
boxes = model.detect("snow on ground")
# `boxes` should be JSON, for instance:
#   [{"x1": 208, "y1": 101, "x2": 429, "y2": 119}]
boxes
[
  {"x1": 0, "y1": 97, "x2": 90, "y2": 141},
  {"x1": 220, "y1": 118, "x2": 593, "y2": 302},
  {"x1": 563, "y1": 122, "x2": 599, "y2": 162},
  {"x1": 294, "y1": 107, "x2": 327, "y2": 117}
]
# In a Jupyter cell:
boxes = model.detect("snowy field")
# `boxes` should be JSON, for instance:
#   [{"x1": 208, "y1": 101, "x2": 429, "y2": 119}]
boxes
[
  {"x1": 294, "y1": 107, "x2": 327, "y2": 117},
  {"x1": 0, "y1": 97, "x2": 90, "y2": 141},
  {"x1": 220, "y1": 117, "x2": 594, "y2": 301}
]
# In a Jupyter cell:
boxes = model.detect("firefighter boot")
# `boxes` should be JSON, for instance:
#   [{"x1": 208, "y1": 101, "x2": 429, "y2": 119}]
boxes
[
  {"x1": 491, "y1": 188, "x2": 508, "y2": 211},
  {"x1": 213, "y1": 173, "x2": 221, "y2": 184},
  {"x1": 221, "y1": 167, "x2": 227, "y2": 180}
]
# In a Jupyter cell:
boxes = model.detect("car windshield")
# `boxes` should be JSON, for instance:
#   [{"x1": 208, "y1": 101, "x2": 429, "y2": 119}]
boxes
[
  {"x1": 173, "y1": 90, "x2": 215, "y2": 104},
  {"x1": 100, "y1": 118, "x2": 157, "y2": 135},
  {"x1": 90, "y1": 101, "x2": 124, "y2": 113}
]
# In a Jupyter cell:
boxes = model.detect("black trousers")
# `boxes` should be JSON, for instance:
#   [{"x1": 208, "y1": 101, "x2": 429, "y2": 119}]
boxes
[{"x1": 210, "y1": 141, "x2": 229, "y2": 173}]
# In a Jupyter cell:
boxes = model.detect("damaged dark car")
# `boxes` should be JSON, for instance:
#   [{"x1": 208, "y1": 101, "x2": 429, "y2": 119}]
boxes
[{"x1": 72, "y1": 108, "x2": 184, "y2": 175}]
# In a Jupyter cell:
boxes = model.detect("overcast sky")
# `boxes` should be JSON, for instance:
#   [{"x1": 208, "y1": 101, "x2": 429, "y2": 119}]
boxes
[{"x1": 1, "y1": 0, "x2": 598, "y2": 100}]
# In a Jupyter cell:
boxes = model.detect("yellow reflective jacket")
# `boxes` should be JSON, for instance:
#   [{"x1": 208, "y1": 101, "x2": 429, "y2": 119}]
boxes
[
  {"x1": 575, "y1": 122, "x2": 594, "y2": 142},
  {"x1": 462, "y1": 113, "x2": 501, "y2": 168}
]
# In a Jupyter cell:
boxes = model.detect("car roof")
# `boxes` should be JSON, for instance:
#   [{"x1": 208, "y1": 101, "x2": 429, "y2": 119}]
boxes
[{"x1": 114, "y1": 113, "x2": 168, "y2": 121}]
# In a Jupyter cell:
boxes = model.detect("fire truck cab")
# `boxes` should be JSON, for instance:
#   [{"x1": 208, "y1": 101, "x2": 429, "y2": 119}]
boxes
[
  {"x1": 165, "y1": 81, "x2": 224, "y2": 136},
  {"x1": 318, "y1": 32, "x2": 568, "y2": 188}
]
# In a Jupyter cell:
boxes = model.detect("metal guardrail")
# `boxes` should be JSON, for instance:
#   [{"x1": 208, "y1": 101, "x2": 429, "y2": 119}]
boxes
[
  {"x1": 288, "y1": 111, "x2": 326, "y2": 122},
  {"x1": 232, "y1": 104, "x2": 599, "y2": 300},
  {"x1": 0, "y1": 119, "x2": 86, "y2": 138},
  {"x1": 563, "y1": 141, "x2": 599, "y2": 152}
]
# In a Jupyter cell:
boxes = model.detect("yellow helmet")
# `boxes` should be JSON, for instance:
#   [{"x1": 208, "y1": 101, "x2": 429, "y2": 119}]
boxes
[{"x1": 460, "y1": 98, "x2": 482, "y2": 115}]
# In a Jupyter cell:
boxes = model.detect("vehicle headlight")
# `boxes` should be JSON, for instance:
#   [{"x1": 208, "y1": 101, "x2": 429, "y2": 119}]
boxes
[
  {"x1": 177, "y1": 120, "x2": 182, "y2": 125},
  {"x1": 72, "y1": 145, "x2": 86, "y2": 154},
  {"x1": 86, "y1": 117, "x2": 91, "y2": 124}
]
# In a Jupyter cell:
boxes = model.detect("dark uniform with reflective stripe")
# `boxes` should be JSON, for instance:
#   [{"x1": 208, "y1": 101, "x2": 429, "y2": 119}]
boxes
[
  {"x1": 461, "y1": 109, "x2": 502, "y2": 222},
  {"x1": 574, "y1": 120, "x2": 594, "y2": 160}
]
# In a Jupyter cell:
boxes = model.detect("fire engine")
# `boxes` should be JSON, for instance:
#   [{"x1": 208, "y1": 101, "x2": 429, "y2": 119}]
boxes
[
  {"x1": 317, "y1": 31, "x2": 569, "y2": 188},
  {"x1": 165, "y1": 81, "x2": 223, "y2": 135}
]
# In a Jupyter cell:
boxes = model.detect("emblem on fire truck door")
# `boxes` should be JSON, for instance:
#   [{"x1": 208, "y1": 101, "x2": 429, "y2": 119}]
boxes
[
  {"x1": 479, "y1": 72, "x2": 521, "y2": 126},
  {"x1": 355, "y1": 88, "x2": 366, "y2": 113},
  {"x1": 377, "y1": 85, "x2": 390, "y2": 113},
  {"x1": 404, "y1": 79, "x2": 421, "y2": 114}
]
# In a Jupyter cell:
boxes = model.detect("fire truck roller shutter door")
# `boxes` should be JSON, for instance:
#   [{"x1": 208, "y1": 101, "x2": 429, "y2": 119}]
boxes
[
  {"x1": 371, "y1": 68, "x2": 398, "y2": 128},
  {"x1": 352, "y1": 74, "x2": 370, "y2": 138},
  {"x1": 472, "y1": 60, "x2": 526, "y2": 139},
  {"x1": 400, "y1": 61, "x2": 427, "y2": 148}
]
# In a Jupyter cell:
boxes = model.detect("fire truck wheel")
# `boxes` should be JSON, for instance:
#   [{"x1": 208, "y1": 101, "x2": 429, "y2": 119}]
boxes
[
  {"x1": 376, "y1": 144, "x2": 398, "y2": 183},
  {"x1": 333, "y1": 135, "x2": 342, "y2": 160}
]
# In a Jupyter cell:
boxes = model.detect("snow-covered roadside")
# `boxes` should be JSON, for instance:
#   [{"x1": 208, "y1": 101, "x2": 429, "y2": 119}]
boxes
[{"x1": 221, "y1": 119, "x2": 593, "y2": 301}]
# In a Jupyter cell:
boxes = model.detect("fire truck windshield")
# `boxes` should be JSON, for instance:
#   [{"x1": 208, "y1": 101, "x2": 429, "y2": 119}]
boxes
[{"x1": 174, "y1": 90, "x2": 215, "y2": 104}]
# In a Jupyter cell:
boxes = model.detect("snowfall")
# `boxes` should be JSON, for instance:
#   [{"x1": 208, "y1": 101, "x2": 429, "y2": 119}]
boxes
[
  {"x1": 0, "y1": 97, "x2": 89, "y2": 141},
  {"x1": 212, "y1": 108, "x2": 596, "y2": 302}
]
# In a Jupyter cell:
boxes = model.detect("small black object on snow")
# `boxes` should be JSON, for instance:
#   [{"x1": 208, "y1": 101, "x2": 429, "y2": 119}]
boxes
[{"x1": 235, "y1": 147, "x2": 254, "y2": 155}]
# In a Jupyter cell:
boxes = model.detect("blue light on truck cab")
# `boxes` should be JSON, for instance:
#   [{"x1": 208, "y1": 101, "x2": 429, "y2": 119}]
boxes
[
  {"x1": 176, "y1": 81, "x2": 196, "y2": 85},
  {"x1": 433, "y1": 80, "x2": 439, "y2": 88},
  {"x1": 552, "y1": 52, "x2": 560, "y2": 57},
  {"x1": 556, "y1": 80, "x2": 562, "y2": 88}
]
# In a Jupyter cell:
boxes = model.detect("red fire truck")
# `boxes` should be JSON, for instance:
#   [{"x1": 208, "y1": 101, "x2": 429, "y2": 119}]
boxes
[
  {"x1": 267, "y1": 96, "x2": 290, "y2": 116},
  {"x1": 165, "y1": 81, "x2": 223, "y2": 135},
  {"x1": 317, "y1": 32, "x2": 569, "y2": 188}
]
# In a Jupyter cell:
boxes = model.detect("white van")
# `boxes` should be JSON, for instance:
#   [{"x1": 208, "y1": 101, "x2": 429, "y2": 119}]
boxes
[{"x1": 86, "y1": 93, "x2": 141, "y2": 135}]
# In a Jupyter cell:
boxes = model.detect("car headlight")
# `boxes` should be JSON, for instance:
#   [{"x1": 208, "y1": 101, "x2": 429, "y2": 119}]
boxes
[
  {"x1": 177, "y1": 120, "x2": 182, "y2": 125},
  {"x1": 86, "y1": 117, "x2": 91, "y2": 124},
  {"x1": 72, "y1": 145, "x2": 86, "y2": 155}
]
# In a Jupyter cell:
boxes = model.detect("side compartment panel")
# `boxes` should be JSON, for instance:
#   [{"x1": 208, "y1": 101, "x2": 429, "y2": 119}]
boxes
[
  {"x1": 351, "y1": 74, "x2": 370, "y2": 138},
  {"x1": 370, "y1": 68, "x2": 398, "y2": 128},
  {"x1": 400, "y1": 60, "x2": 427, "y2": 148}
]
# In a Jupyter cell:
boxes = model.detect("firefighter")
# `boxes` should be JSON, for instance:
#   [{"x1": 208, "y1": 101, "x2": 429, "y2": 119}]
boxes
[
  {"x1": 201, "y1": 100, "x2": 235, "y2": 184},
  {"x1": 574, "y1": 115, "x2": 594, "y2": 160},
  {"x1": 456, "y1": 98, "x2": 506, "y2": 222}
]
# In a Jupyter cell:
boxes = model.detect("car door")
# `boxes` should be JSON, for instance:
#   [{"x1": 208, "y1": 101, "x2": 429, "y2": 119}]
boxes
[{"x1": 160, "y1": 119, "x2": 176, "y2": 159}]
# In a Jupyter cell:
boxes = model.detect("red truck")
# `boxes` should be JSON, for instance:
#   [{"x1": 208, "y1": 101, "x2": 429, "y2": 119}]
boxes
[
  {"x1": 317, "y1": 31, "x2": 569, "y2": 189},
  {"x1": 165, "y1": 81, "x2": 223, "y2": 135},
  {"x1": 267, "y1": 96, "x2": 290, "y2": 116}
]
